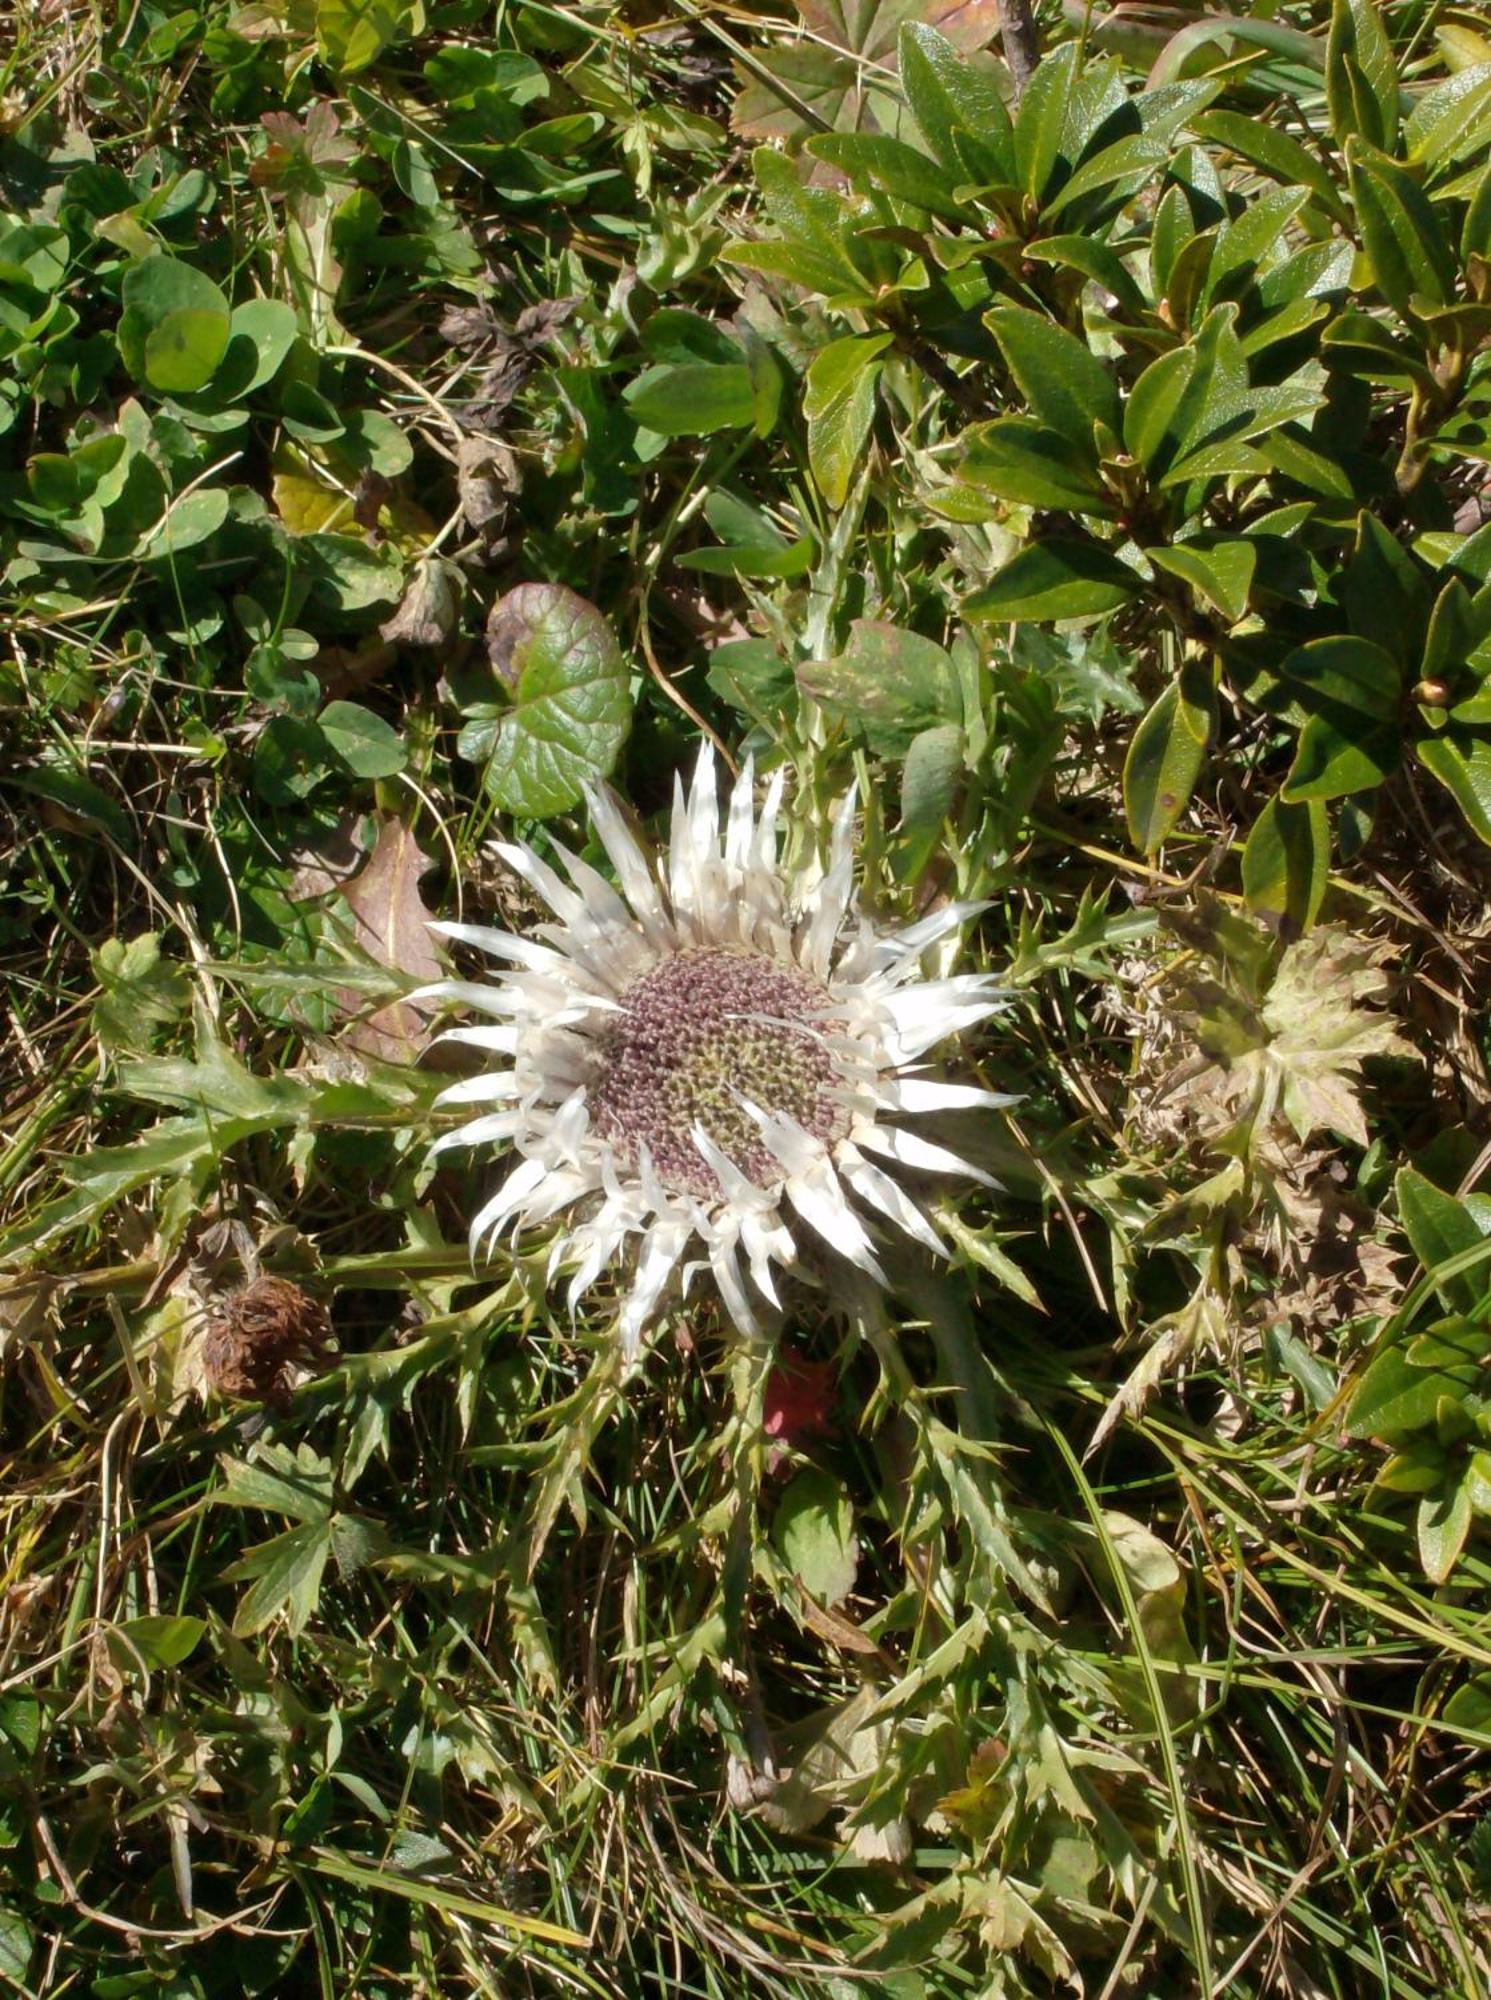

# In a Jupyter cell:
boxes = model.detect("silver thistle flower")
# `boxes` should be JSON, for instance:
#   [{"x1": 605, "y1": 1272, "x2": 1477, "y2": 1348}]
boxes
[{"x1": 426, "y1": 752, "x2": 1010, "y2": 1354}]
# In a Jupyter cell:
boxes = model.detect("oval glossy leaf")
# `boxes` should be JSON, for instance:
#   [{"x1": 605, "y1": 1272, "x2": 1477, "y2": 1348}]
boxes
[
  {"x1": 1148, "y1": 537, "x2": 1256, "y2": 625},
  {"x1": 1396, "y1": 1165, "x2": 1491, "y2": 1314},
  {"x1": 807, "y1": 132, "x2": 969, "y2": 220},
  {"x1": 1012, "y1": 40, "x2": 1077, "y2": 202},
  {"x1": 1327, "y1": 0, "x2": 1400, "y2": 151},
  {"x1": 1283, "y1": 714, "x2": 1401, "y2": 801},
  {"x1": 626, "y1": 362, "x2": 758, "y2": 437},
  {"x1": 1123, "y1": 657, "x2": 1215, "y2": 854},
  {"x1": 1346, "y1": 137, "x2": 1457, "y2": 316},
  {"x1": 1241, "y1": 793, "x2": 1329, "y2": 936},
  {"x1": 1347, "y1": 1338, "x2": 1480, "y2": 1442},
  {"x1": 899, "y1": 22, "x2": 1015, "y2": 184},
  {"x1": 964, "y1": 539, "x2": 1140, "y2": 622},
  {"x1": 319, "y1": 699, "x2": 409, "y2": 779},
  {"x1": 1025, "y1": 233, "x2": 1149, "y2": 317},
  {"x1": 1279, "y1": 634, "x2": 1404, "y2": 800},
  {"x1": 1418, "y1": 1474, "x2": 1474, "y2": 1584},
  {"x1": 984, "y1": 304, "x2": 1121, "y2": 454},
  {"x1": 1191, "y1": 110, "x2": 1350, "y2": 224},
  {"x1": 1416, "y1": 733, "x2": 1491, "y2": 845},
  {"x1": 959, "y1": 417, "x2": 1114, "y2": 514},
  {"x1": 481, "y1": 583, "x2": 631, "y2": 816}
]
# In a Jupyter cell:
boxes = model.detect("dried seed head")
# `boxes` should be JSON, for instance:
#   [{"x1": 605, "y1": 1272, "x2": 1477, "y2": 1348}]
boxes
[{"x1": 203, "y1": 1276, "x2": 335, "y2": 1408}]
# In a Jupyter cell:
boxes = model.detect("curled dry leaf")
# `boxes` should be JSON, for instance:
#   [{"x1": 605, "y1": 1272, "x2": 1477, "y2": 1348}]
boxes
[
  {"x1": 456, "y1": 434, "x2": 519, "y2": 534},
  {"x1": 379, "y1": 556, "x2": 464, "y2": 647}
]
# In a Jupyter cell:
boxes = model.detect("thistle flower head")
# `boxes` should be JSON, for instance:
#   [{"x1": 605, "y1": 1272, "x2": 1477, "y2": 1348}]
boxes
[{"x1": 426, "y1": 753, "x2": 1010, "y2": 1353}]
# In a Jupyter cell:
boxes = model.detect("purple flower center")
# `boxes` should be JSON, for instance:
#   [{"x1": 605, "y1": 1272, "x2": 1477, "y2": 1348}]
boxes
[{"x1": 588, "y1": 947, "x2": 849, "y2": 1195}]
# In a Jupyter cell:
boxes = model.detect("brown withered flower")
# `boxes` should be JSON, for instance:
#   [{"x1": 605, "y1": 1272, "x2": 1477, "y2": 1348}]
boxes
[{"x1": 203, "y1": 1277, "x2": 336, "y2": 1410}]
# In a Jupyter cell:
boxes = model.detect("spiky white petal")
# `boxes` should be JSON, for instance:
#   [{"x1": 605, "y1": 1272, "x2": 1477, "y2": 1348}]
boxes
[{"x1": 426, "y1": 747, "x2": 1009, "y2": 1346}]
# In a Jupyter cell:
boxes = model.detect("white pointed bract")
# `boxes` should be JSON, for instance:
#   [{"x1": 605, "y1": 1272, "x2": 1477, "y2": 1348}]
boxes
[{"x1": 426, "y1": 752, "x2": 1011, "y2": 1355}]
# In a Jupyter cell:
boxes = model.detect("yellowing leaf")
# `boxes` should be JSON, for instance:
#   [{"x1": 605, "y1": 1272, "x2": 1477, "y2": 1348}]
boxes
[{"x1": 272, "y1": 446, "x2": 354, "y2": 535}]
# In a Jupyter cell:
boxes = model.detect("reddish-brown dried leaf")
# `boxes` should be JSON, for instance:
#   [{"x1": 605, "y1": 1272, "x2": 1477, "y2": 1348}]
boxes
[{"x1": 336, "y1": 816, "x2": 443, "y2": 1062}]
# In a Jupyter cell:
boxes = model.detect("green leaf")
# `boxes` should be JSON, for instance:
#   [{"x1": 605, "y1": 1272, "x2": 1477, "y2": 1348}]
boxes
[
  {"x1": 480, "y1": 582, "x2": 631, "y2": 816},
  {"x1": 221, "y1": 297, "x2": 299, "y2": 399},
  {"x1": 1407, "y1": 62, "x2": 1491, "y2": 172},
  {"x1": 730, "y1": 150, "x2": 876, "y2": 304},
  {"x1": 899, "y1": 722, "x2": 964, "y2": 868},
  {"x1": 1422, "y1": 577, "x2": 1478, "y2": 689},
  {"x1": 92, "y1": 933, "x2": 190, "y2": 1054},
  {"x1": 319, "y1": 699, "x2": 408, "y2": 780},
  {"x1": 1327, "y1": 0, "x2": 1400, "y2": 151},
  {"x1": 708, "y1": 640, "x2": 797, "y2": 729},
  {"x1": 1123, "y1": 655, "x2": 1215, "y2": 854},
  {"x1": 1024, "y1": 234, "x2": 1149, "y2": 317},
  {"x1": 1320, "y1": 308, "x2": 1441, "y2": 392},
  {"x1": 1397, "y1": 1165, "x2": 1491, "y2": 1314},
  {"x1": 807, "y1": 132, "x2": 969, "y2": 220},
  {"x1": 1201, "y1": 187, "x2": 1314, "y2": 312},
  {"x1": 984, "y1": 304, "x2": 1121, "y2": 454},
  {"x1": 899, "y1": 22, "x2": 1015, "y2": 186},
  {"x1": 1012, "y1": 40, "x2": 1078, "y2": 202},
  {"x1": 118, "y1": 256, "x2": 232, "y2": 394},
  {"x1": 1148, "y1": 537, "x2": 1255, "y2": 624},
  {"x1": 27, "y1": 433, "x2": 126, "y2": 513},
  {"x1": 1123, "y1": 342, "x2": 1199, "y2": 472},
  {"x1": 803, "y1": 333, "x2": 891, "y2": 510},
  {"x1": 316, "y1": 0, "x2": 422, "y2": 72},
  {"x1": 678, "y1": 491, "x2": 814, "y2": 578},
  {"x1": 227, "y1": 1522, "x2": 331, "y2": 1636},
  {"x1": 1151, "y1": 184, "x2": 1194, "y2": 307},
  {"x1": 1444, "y1": 1672, "x2": 1491, "y2": 1734},
  {"x1": 1346, "y1": 137, "x2": 1457, "y2": 317},
  {"x1": 0, "y1": 1907, "x2": 32, "y2": 1987},
  {"x1": 108, "y1": 1614, "x2": 208, "y2": 1671},
  {"x1": 639, "y1": 309, "x2": 742, "y2": 366},
  {"x1": 1416, "y1": 734, "x2": 1491, "y2": 845},
  {"x1": 219, "y1": 1447, "x2": 336, "y2": 1523},
  {"x1": 797, "y1": 620, "x2": 960, "y2": 757},
  {"x1": 964, "y1": 539, "x2": 1139, "y2": 622},
  {"x1": 137, "y1": 486, "x2": 232, "y2": 561},
  {"x1": 773, "y1": 1469, "x2": 858, "y2": 1608},
  {"x1": 1284, "y1": 715, "x2": 1400, "y2": 801},
  {"x1": 1348, "y1": 1332, "x2": 1482, "y2": 1442},
  {"x1": 1042, "y1": 132, "x2": 1169, "y2": 220},
  {"x1": 1279, "y1": 636, "x2": 1403, "y2": 801},
  {"x1": 8, "y1": 759, "x2": 132, "y2": 845},
  {"x1": 0, "y1": 220, "x2": 68, "y2": 293},
  {"x1": 625, "y1": 362, "x2": 758, "y2": 436},
  {"x1": 1418, "y1": 1472, "x2": 1473, "y2": 1584},
  {"x1": 959, "y1": 416, "x2": 1114, "y2": 513},
  {"x1": 1343, "y1": 510, "x2": 1431, "y2": 667},
  {"x1": 255, "y1": 714, "x2": 333, "y2": 804},
  {"x1": 1190, "y1": 110, "x2": 1350, "y2": 225},
  {"x1": 1241, "y1": 794, "x2": 1329, "y2": 935},
  {"x1": 340, "y1": 408, "x2": 414, "y2": 477},
  {"x1": 1464, "y1": 159, "x2": 1491, "y2": 262}
]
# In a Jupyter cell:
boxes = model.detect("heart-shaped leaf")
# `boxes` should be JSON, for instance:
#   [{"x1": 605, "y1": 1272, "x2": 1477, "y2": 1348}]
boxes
[{"x1": 479, "y1": 583, "x2": 632, "y2": 817}]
